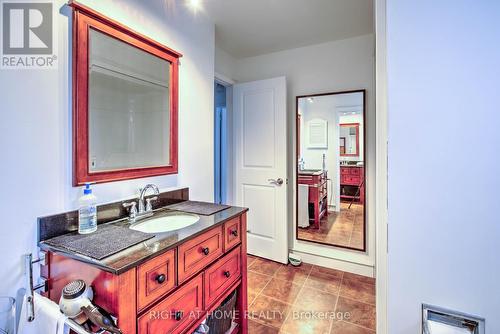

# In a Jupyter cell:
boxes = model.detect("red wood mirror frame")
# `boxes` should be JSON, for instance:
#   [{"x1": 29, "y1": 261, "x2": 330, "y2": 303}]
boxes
[
  {"x1": 339, "y1": 123, "x2": 360, "y2": 157},
  {"x1": 71, "y1": 1, "x2": 182, "y2": 185}
]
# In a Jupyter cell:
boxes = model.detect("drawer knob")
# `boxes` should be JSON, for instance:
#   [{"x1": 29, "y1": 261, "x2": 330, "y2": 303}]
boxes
[
  {"x1": 156, "y1": 274, "x2": 166, "y2": 284},
  {"x1": 231, "y1": 229, "x2": 238, "y2": 237},
  {"x1": 224, "y1": 270, "x2": 231, "y2": 278},
  {"x1": 202, "y1": 247, "x2": 210, "y2": 255},
  {"x1": 174, "y1": 311, "x2": 183, "y2": 321}
]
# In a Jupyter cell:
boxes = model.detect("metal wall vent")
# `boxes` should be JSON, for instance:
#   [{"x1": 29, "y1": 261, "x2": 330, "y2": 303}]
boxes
[{"x1": 423, "y1": 304, "x2": 485, "y2": 334}]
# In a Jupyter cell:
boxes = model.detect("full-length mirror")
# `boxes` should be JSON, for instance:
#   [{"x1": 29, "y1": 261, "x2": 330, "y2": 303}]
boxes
[
  {"x1": 296, "y1": 90, "x2": 366, "y2": 251},
  {"x1": 73, "y1": 4, "x2": 181, "y2": 185}
]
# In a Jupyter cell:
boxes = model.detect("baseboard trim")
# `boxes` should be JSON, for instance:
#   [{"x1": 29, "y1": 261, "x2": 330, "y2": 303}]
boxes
[{"x1": 291, "y1": 250, "x2": 375, "y2": 278}]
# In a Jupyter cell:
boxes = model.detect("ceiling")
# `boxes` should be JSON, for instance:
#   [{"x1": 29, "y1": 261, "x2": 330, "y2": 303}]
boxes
[{"x1": 202, "y1": 0, "x2": 374, "y2": 59}]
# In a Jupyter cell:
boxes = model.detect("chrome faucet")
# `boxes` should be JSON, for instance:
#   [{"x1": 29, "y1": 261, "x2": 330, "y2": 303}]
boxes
[
  {"x1": 138, "y1": 184, "x2": 160, "y2": 214},
  {"x1": 122, "y1": 184, "x2": 159, "y2": 222}
]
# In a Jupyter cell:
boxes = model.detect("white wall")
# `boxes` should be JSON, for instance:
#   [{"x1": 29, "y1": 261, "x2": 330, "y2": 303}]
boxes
[
  {"x1": 0, "y1": 0, "x2": 215, "y2": 297},
  {"x1": 215, "y1": 47, "x2": 236, "y2": 82},
  {"x1": 232, "y1": 34, "x2": 376, "y2": 274},
  {"x1": 387, "y1": 0, "x2": 500, "y2": 332}
]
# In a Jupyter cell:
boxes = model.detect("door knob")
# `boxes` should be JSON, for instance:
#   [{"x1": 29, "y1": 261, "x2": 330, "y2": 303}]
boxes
[{"x1": 268, "y1": 178, "x2": 284, "y2": 185}]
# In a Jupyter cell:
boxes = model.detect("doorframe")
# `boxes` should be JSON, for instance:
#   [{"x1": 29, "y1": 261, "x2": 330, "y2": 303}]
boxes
[
  {"x1": 214, "y1": 73, "x2": 235, "y2": 204},
  {"x1": 215, "y1": 72, "x2": 235, "y2": 86},
  {"x1": 214, "y1": 81, "x2": 227, "y2": 204},
  {"x1": 375, "y1": 0, "x2": 389, "y2": 332}
]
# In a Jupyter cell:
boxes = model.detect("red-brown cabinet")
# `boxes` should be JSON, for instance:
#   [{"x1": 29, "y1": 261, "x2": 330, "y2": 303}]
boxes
[
  {"x1": 44, "y1": 212, "x2": 248, "y2": 334},
  {"x1": 340, "y1": 166, "x2": 365, "y2": 204},
  {"x1": 298, "y1": 170, "x2": 328, "y2": 228}
]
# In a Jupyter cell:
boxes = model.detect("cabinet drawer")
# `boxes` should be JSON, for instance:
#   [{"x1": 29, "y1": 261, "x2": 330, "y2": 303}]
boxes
[
  {"x1": 178, "y1": 226, "x2": 223, "y2": 283},
  {"x1": 204, "y1": 246, "x2": 241, "y2": 307},
  {"x1": 343, "y1": 175, "x2": 361, "y2": 185},
  {"x1": 340, "y1": 167, "x2": 350, "y2": 175},
  {"x1": 342, "y1": 176, "x2": 361, "y2": 186},
  {"x1": 138, "y1": 274, "x2": 203, "y2": 334},
  {"x1": 223, "y1": 217, "x2": 241, "y2": 251},
  {"x1": 350, "y1": 168, "x2": 361, "y2": 175},
  {"x1": 137, "y1": 249, "x2": 176, "y2": 311}
]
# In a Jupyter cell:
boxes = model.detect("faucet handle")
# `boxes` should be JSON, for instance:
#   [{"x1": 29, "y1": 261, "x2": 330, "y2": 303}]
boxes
[
  {"x1": 123, "y1": 201, "x2": 137, "y2": 220},
  {"x1": 145, "y1": 196, "x2": 158, "y2": 212}
]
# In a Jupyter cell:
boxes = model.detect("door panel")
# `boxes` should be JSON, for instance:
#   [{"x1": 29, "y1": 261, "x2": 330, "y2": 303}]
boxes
[
  {"x1": 242, "y1": 184, "x2": 276, "y2": 239},
  {"x1": 233, "y1": 77, "x2": 287, "y2": 263},
  {"x1": 243, "y1": 90, "x2": 275, "y2": 167}
]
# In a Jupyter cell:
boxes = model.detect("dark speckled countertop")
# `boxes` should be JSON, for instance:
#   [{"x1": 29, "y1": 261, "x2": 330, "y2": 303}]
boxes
[{"x1": 39, "y1": 205, "x2": 248, "y2": 275}]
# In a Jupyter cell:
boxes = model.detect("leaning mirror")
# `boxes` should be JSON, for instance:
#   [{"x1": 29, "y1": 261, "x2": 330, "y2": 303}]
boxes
[
  {"x1": 72, "y1": 3, "x2": 181, "y2": 185},
  {"x1": 296, "y1": 90, "x2": 366, "y2": 251}
]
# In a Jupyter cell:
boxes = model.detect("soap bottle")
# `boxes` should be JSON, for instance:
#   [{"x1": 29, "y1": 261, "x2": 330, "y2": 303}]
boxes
[{"x1": 78, "y1": 183, "x2": 97, "y2": 234}]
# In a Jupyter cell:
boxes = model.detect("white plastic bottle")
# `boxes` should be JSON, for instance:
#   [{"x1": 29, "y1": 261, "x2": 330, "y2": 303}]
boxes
[{"x1": 78, "y1": 183, "x2": 97, "y2": 234}]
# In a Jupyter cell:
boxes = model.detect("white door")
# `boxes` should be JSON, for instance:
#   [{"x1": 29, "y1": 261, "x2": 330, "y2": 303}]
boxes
[{"x1": 233, "y1": 76, "x2": 288, "y2": 264}]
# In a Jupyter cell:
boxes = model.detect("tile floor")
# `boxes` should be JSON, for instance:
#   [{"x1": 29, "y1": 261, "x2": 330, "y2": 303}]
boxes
[
  {"x1": 246, "y1": 255, "x2": 375, "y2": 334},
  {"x1": 298, "y1": 203, "x2": 364, "y2": 249}
]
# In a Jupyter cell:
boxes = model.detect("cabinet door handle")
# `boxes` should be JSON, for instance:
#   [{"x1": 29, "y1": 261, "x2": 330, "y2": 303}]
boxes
[
  {"x1": 174, "y1": 311, "x2": 183, "y2": 321},
  {"x1": 231, "y1": 229, "x2": 238, "y2": 237},
  {"x1": 224, "y1": 270, "x2": 231, "y2": 278},
  {"x1": 202, "y1": 247, "x2": 210, "y2": 255},
  {"x1": 155, "y1": 274, "x2": 166, "y2": 284}
]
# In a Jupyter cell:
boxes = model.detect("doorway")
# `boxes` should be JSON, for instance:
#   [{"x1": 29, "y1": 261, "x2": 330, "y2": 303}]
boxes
[
  {"x1": 214, "y1": 82, "x2": 227, "y2": 204},
  {"x1": 232, "y1": 76, "x2": 288, "y2": 263}
]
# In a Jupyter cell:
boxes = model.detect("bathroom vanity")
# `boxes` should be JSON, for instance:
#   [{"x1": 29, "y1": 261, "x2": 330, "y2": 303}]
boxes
[
  {"x1": 340, "y1": 165, "x2": 365, "y2": 204},
  {"x1": 38, "y1": 188, "x2": 248, "y2": 334},
  {"x1": 298, "y1": 169, "x2": 328, "y2": 228}
]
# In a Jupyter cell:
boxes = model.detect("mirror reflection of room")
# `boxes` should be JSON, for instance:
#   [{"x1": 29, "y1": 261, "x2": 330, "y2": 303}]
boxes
[{"x1": 297, "y1": 91, "x2": 365, "y2": 250}]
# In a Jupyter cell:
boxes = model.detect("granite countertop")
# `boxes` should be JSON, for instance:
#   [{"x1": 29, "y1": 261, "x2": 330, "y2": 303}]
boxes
[{"x1": 39, "y1": 204, "x2": 248, "y2": 275}]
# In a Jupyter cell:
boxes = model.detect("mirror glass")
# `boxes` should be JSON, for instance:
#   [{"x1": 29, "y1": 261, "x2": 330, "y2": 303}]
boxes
[
  {"x1": 296, "y1": 91, "x2": 365, "y2": 250},
  {"x1": 88, "y1": 28, "x2": 171, "y2": 172},
  {"x1": 339, "y1": 123, "x2": 359, "y2": 156}
]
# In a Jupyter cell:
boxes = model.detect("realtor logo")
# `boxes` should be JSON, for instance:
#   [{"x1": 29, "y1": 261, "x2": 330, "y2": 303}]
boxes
[{"x1": 1, "y1": 1, "x2": 57, "y2": 69}]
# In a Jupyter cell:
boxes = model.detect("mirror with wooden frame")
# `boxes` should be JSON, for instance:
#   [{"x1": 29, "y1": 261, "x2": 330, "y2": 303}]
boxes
[
  {"x1": 339, "y1": 123, "x2": 360, "y2": 156},
  {"x1": 296, "y1": 90, "x2": 366, "y2": 251},
  {"x1": 71, "y1": 1, "x2": 182, "y2": 185}
]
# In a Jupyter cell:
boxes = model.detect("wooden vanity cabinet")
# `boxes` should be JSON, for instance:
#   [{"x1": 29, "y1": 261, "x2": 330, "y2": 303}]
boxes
[
  {"x1": 340, "y1": 166, "x2": 365, "y2": 204},
  {"x1": 298, "y1": 170, "x2": 328, "y2": 228},
  {"x1": 44, "y1": 212, "x2": 248, "y2": 334}
]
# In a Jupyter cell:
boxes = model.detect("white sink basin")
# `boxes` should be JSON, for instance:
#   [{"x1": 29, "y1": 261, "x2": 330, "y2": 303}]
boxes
[{"x1": 130, "y1": 212, "x2": 200, "y2": 234}]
